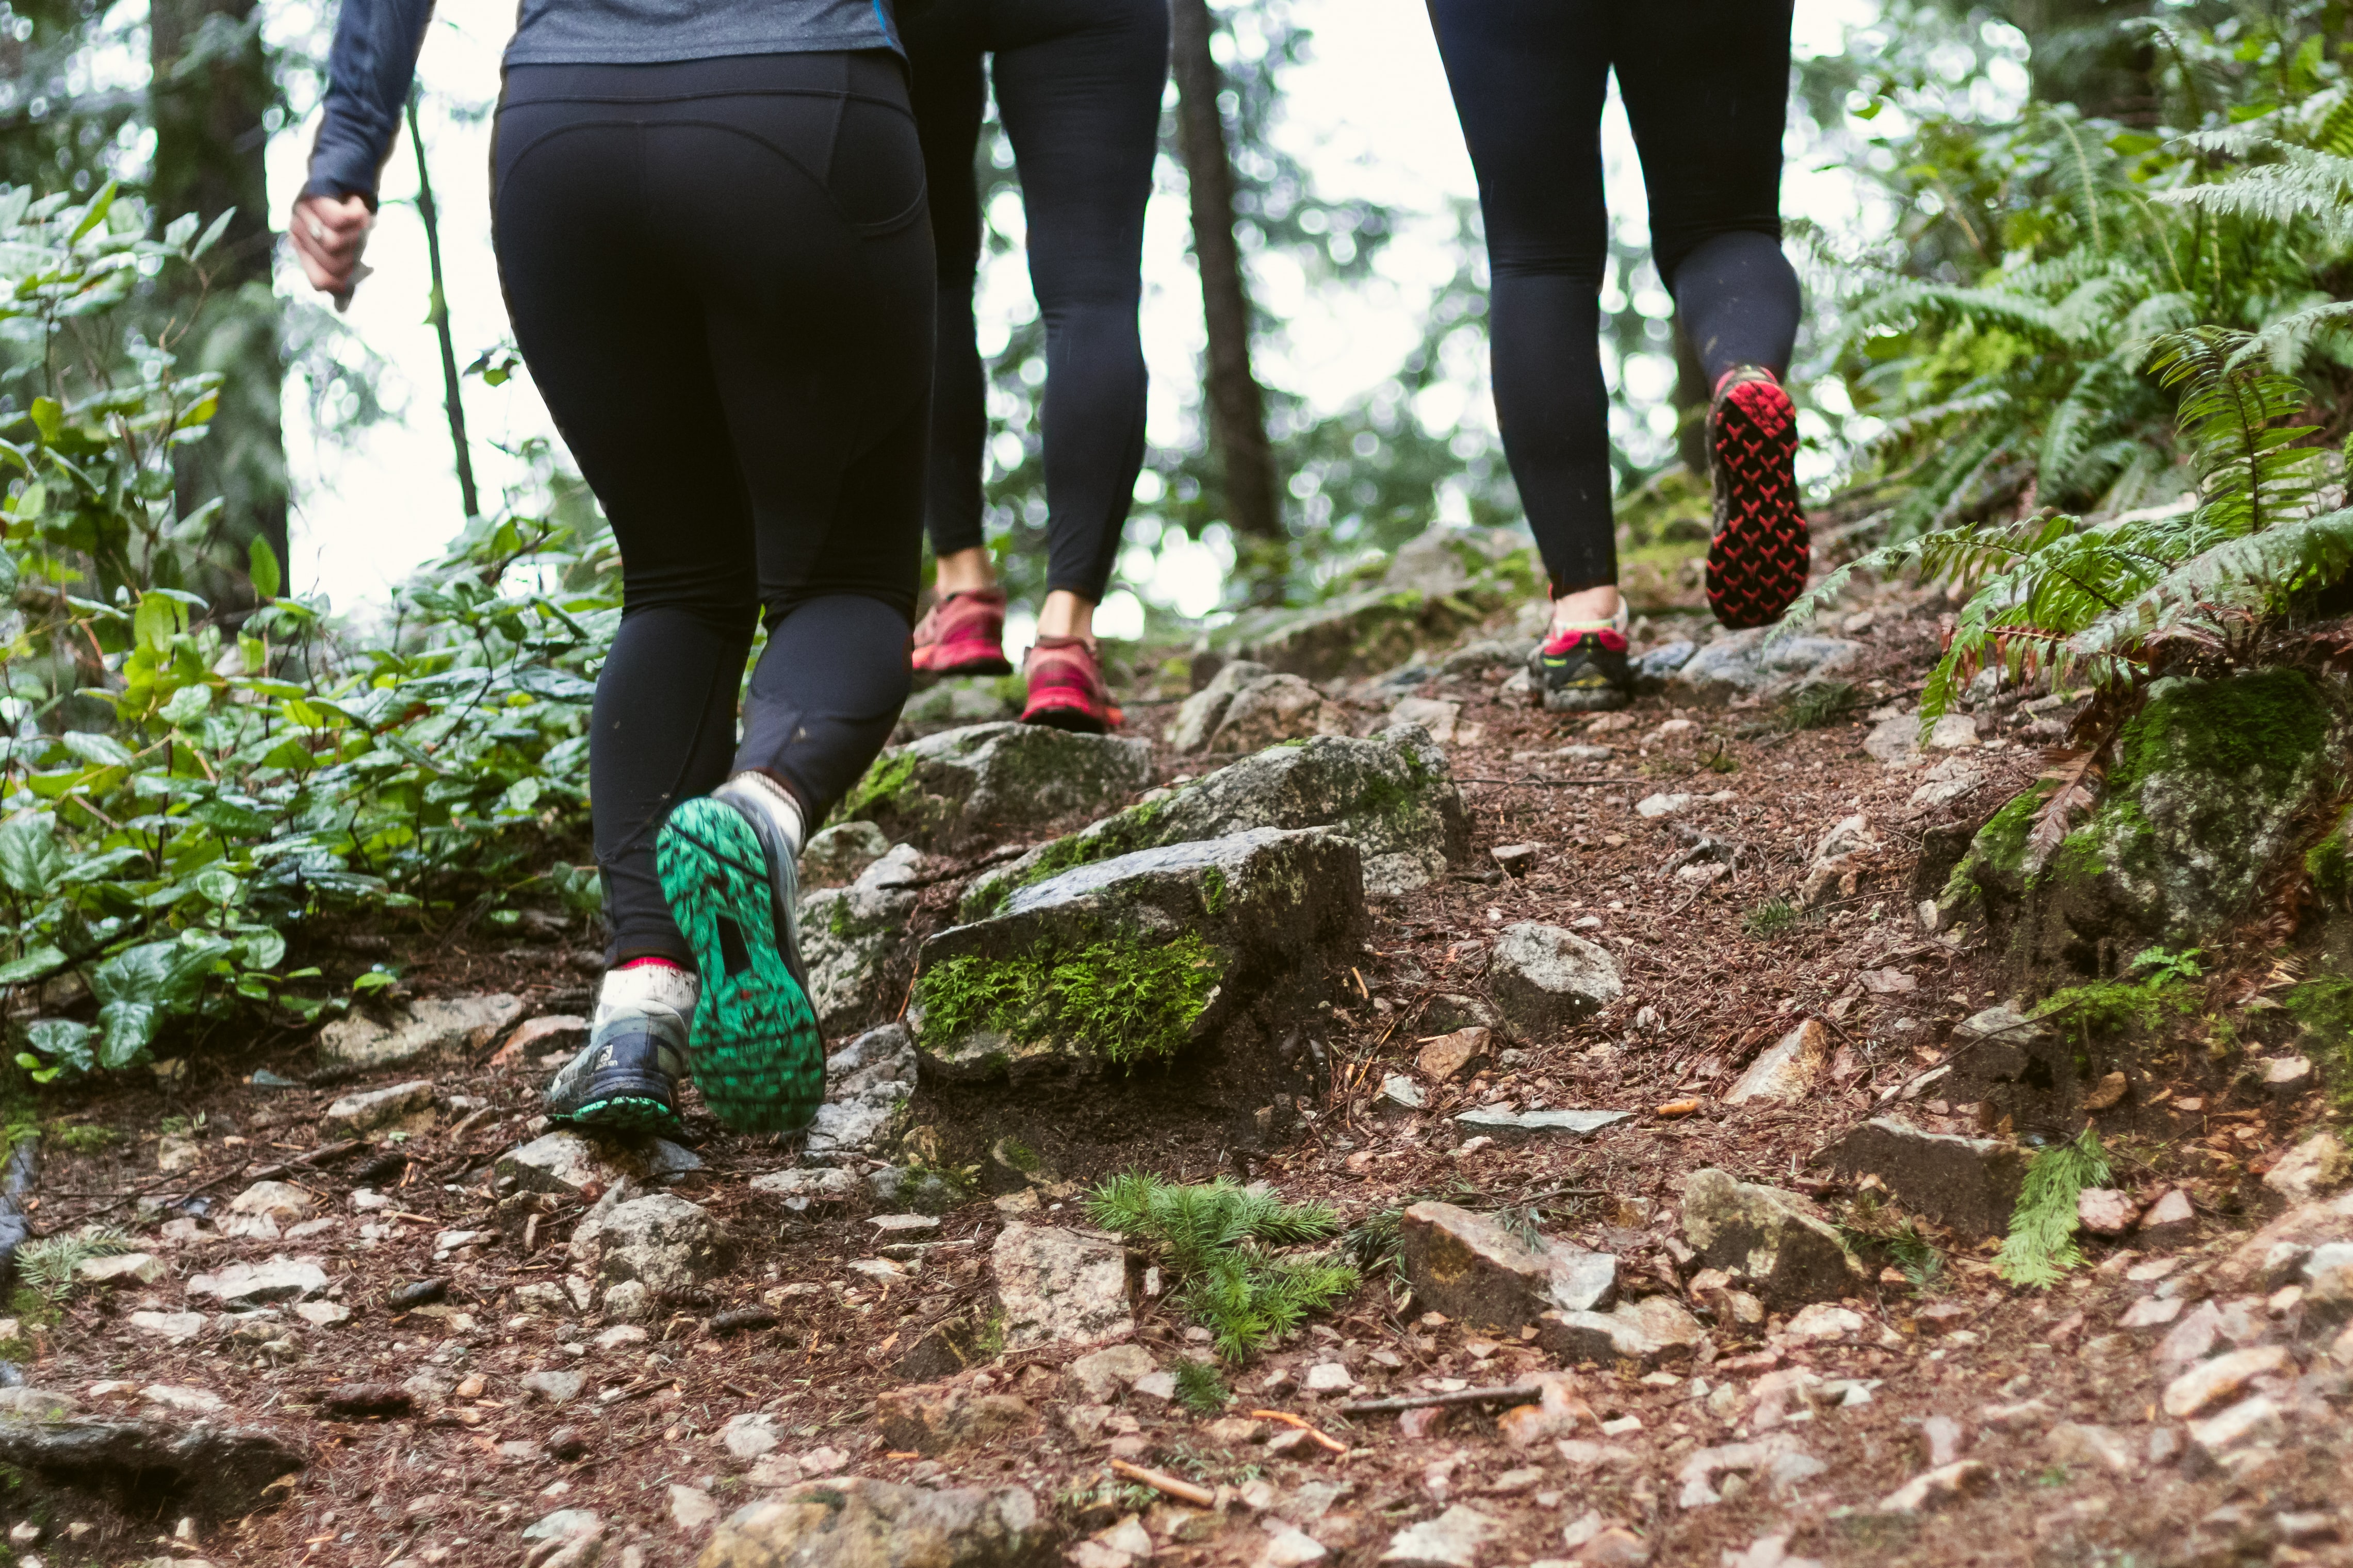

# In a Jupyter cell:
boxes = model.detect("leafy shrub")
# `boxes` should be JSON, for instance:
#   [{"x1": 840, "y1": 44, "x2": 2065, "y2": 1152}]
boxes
[
  {"x1": 1996, "y1": 1128, "x2": 2112, "y2": 1288},
  {"x1": 2, "y1": 185, "x2": 619, "y2": 1077}
]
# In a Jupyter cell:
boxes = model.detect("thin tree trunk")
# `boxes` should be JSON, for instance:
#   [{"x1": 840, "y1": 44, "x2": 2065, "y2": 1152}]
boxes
[
  {"x1": 150, "y1": 0, "x2": 288, "y2": 588},
  {"x1": 1168, "y1": 0, "x2": 1284, "y2": 589},
  {"x1": 406, "y1": 93, "x2": 480, "y2": 521}
]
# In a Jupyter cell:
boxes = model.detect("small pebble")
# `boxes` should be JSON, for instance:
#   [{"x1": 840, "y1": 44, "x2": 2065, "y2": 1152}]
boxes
[{"x1": 386, "y1": 1279, "x2": 449, "y2": 1312}]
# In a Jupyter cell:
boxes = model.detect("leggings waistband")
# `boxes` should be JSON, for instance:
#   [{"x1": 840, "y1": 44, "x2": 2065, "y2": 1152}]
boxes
[{"x1": 500, "y1": 49, "x2": 909, "y2": 109}]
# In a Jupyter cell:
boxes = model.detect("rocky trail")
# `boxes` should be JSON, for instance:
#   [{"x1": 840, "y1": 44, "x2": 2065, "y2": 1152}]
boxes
[{"x1": 3, "y1": 531, "x2": 2350, "y2": 1568}]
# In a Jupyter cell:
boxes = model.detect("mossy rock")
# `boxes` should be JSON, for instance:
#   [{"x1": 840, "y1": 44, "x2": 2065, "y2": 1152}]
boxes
[
  {"x1": 962, "y1": 723, "x2": 1468, "y2": 918},
  {"x1": 910, "y1": 826, "x2": 1366, "y2": 1089},
  {"x1": 842, "y1": 721, "x2": 1155, "y2": 852},
  {"x1": 797, "y1": 880, "x2": 919, "y2": 1037},
  {"x1": 1942, "y1": 668, "x2": 2340, "y2": 977},
  {"x1": 895, "y1": 676, "x2": 1023, "y2": 741}
]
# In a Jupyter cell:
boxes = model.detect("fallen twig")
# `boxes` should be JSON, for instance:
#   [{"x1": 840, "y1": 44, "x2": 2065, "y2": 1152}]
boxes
[
  {"x1": 1248, "y1": 1409, "x2": 1348, "y2": 1453},
  {"x1": 1332, "y1": 1383, "x2": 1545, "y2": 1416},
  {"x1": 1453, "y1": 777, "x2": 1625, "y2": 788},
  {"x1": 1109, "y1": 1459, "x2": 1216, "y2": 1507}
]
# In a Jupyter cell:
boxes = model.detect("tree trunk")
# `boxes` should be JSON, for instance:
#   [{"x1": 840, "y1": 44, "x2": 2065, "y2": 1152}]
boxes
[
  {"x1": 407, "y1": 94, "x2": 481, "y2": 521},
  {"x1": 1169, "y1": 0, "x2": 1285, "y2": 589},
  {"x1": 150, "y1": 0, "x2": 288, "y2": 592}
]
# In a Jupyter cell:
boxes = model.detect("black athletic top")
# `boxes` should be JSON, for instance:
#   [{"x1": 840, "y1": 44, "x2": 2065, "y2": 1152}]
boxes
[{"x1": 303, "y1": 0, "x2": 901, "y2": 204}]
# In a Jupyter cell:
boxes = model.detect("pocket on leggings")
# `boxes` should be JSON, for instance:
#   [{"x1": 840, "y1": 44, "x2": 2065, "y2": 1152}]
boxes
[{"x1": 828, "y1": 94, "x2": 927, "y2": 235}]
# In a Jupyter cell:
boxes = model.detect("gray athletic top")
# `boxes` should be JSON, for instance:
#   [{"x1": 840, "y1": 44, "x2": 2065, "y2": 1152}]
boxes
[{"x1": 304, "y1": 0, "x2": 900, "y2": 203}]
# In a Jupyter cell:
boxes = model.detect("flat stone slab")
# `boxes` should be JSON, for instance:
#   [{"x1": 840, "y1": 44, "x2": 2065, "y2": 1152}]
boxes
[
  {"x1": 1820, "y1": 1117, "x2": 2025, "y2": 1239},
  {"x1": 186, "y1": 1256, "x2": 328, "y2": 1306},
  {"x1": 990, "y1": 1223, "x2": 1131, "y2": 1351},
  {"x1": 317, "y1": 994, "x2": 525, "y2": 1070},
  {"x1": 1398, "y1": 1201, "x2": 1616, "y2": 1330},
  {"x1": 1453, "y1": 1108, "x2": 1631, "y2": 1141}
]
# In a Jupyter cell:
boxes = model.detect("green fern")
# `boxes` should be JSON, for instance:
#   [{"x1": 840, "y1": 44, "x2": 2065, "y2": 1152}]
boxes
[
  {"x1": 1172, "y1": 1359, "x2": 1231, "y2": 1414},
  {"x1": 1087, "y1": 1175, "x2": 1355, "y2": 1361},
  {"x1": 13, "y1": 1224, "x2": 133, "y2": 1302},
  {"x1": 1996, "y1": 1130, "x2": 2113, "y2": 1289}
]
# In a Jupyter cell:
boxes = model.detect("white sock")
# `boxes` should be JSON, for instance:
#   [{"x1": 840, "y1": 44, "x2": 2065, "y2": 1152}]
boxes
[
  {"x1": 724, "y1": 770, "x2": 806, "y2": 855},
  {"x1": 596, "y1": 962, "x2": 699, "y2": 1028}
]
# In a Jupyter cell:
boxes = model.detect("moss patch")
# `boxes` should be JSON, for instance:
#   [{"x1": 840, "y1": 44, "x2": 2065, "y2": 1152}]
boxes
[
  {"x1": 915, "y1": 932, "x2": 1222, "y2": 1067},
  {"x1": 842, "y1": 749, "x2": 919, "y2": 822},
  {"x1": 2309, "y1": 806, "x2": 2353, "y2": 905},
  {"x1": 959, "y1": 797, "x2": 1173, "y2": 923},
  {"x1": 2284, "y1": 975, "x2": 2353, "y2": 1116}
]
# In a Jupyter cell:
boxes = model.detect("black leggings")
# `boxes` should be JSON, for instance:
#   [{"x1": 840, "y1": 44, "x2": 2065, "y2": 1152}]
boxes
[
  {"x1": 900, "y1": 0, "x2": 1166, "y2": 603},
  {"x1": 1429, "y1": 0, "x2": 1803, "y2": 597},
  {"x1": 492, "y1": 52, "x2": 933, "y2": 966}
]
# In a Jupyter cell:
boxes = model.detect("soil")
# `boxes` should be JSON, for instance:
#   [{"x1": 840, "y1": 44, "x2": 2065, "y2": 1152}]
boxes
[{"x1": 8, "y1": 584, "x2": 2351, "y2": 1568}]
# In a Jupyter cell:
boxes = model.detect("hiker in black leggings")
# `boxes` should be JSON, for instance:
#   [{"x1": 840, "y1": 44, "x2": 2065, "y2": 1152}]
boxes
[
  {"x1": 292, "y1": 9, "x2": 930, "y2": 1135},
  {"x1": 897, "y1": 0, "x2": 1167, "y2": 734},
  {"x1": 1427, "y1": 0, "x2": 1811, "y2": 712}
]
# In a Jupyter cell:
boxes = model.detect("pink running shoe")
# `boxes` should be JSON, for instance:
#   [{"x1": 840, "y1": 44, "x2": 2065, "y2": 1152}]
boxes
[
  {"x1": 910, "y1": 589, "x2": 1014, "y2": 678},
  {"x1": 1020, "y1": 635, "x2": 1122, "y2": 734}
]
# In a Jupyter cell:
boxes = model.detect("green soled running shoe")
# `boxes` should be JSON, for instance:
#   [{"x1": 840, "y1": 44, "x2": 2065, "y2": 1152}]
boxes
[{"x1": 655, "y1": 794, "x2": 824, "y2": 1133}]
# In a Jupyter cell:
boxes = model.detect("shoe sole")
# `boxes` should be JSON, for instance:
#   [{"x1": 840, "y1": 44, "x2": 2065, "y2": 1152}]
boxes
[
  {"x1": 550, "y1": 1090, "x2": 682, "y2": 1138},
  {"x1": 1705, "y1": 379, "x2": 1811, "y2": 629},
  {"x1": 656, "y1": 800, "x2": 824, "y2": 1133},
  {"x1": 1021, "y1": 696, "x2": 1115, "y2": 734},
  {"x1": 1543, "y1": 685, "x2": 1630, "y2": 714},
  {"x1": 912, "y1": 652, "x2": 1016, "y2": 684}
]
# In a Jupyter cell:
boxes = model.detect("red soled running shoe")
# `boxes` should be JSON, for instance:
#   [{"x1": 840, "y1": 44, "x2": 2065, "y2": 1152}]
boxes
[
  {"x1": 1020, "y1": 635, "x2": 1123, "y2": 734},
  {"x1": 910, "y1": 588, "x2": 1015, "y2": 678},
  {"x1": 1704, "y1": 366, "x2": 1811, "y2": 629}
]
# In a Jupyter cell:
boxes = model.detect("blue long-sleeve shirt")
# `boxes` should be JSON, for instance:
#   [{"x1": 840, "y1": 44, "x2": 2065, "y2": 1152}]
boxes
[{"x1": 303, "y1": 0, "x2": 902, "y2": 204}]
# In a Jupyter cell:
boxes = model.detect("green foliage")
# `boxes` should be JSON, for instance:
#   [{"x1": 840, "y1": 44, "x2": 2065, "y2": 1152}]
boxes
[
  {"x1": 1172, "y1": 1360, "x2": 1231, "y2": 1415},
  {"x1": 1087, "y1": 1174, "x2": 1355, "y2": 1361},
  {"x1": 1741, "y1": 898, "x2": 1805, "y2": 939},
  {"x1": 2036, "y1": 946, "x2": 2202, "y2": 1039},
  {"x1": 1996, "y1": 1129, "x2": 2113, "y2": 1288},
  {"x1": 914, "y1": 934, "x2": 1221, "y2": 1066},
  {"x1": 1, "y1": 186, "x2": 618, "y2": 1077},
  {"x1": 960, "y1": 797, "x2": 1173, "y2": 923},
  {"x1": 1785, "y1": 326, "x2": 2349, "y2": 731},
  {"x1": 42, "y1": 1122, "x2": 114, "y2": 1153},
  {"x1": 1785, "y1": 680, "x2": 1864, "y2": 731},
  {"x1": 11, "y1": 1224, "x2": 132, "y2": 1304},
  {"x1": 2283, "y1": 974, "x2": 2353, "y2": 1114}
]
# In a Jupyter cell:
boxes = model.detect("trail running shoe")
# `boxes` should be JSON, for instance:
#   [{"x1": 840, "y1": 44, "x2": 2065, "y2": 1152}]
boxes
[
  {"x1": 544, "y1": 989, "x2": 691, "y2": 1138},
  {"x1": 1021, "y1": 634, "x2": 1122, "y2": 733},
  {"x1": 1704, "y1": 365, "x2": 1811, "y2": 629},
  {"x1": 911, "y1": 588, "x2": 1014, "y2": 678},
  {"x1": 655, "y1": 795, "x2": 823, "y2": 1133},
  {"x1": 1528, "y1": 603, "x2": 1633, "y2": 713}
]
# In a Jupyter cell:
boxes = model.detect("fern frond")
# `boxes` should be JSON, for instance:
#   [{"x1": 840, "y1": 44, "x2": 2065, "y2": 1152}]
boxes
[
  {"x1": 2158, "y1": 144, "x2": 2353, "y2": 243},
  {"x1": 1995, "y1": 1129, "x2": 2112, "y2": 1288},
  {"x1": 2072, "y1": 506, "x2": 2353, "y2": 664}
]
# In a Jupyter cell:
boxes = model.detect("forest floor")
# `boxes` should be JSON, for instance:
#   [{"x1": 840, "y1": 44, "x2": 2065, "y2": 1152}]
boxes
[{"x1": 6, "y1": 574, "x2": 2351, "y2": 1568}]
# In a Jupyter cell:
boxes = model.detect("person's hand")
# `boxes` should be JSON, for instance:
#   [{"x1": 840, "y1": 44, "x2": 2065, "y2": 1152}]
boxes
[{"x1": 288, "y1": 193, "x2": 374, "y2": 298}]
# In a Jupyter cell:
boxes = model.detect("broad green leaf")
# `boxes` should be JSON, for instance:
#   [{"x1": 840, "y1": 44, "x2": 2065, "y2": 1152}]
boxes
[
  {"x1": 91, "y1": 935, "x2": 228, "y2": 1012},
  {"x1": 68, "y1": 181, "x2": 117, "y2": 242},
  {"x1": 248, "y1": 534, "x2": 281, "y2": 600},
  {"x1": 95, "y1": 999, "x2": 158, "y2": 1067},
  {"x1": 24, "y1": 1018, "x2": 94, "y2": 1073},
  {"x1": 0, "y1": 817, "x2": 69, "y2": 895},
  {"x1": 0, "y1": 946, "x2": 68, "y2": 986},
  {"x1": 29, "y1": 397, "x2": 62, "y2": 443},
  {"x1": 234, "y1": 927, "x2": 286, "y2": 971},
  {"x1": 192, "y1": 866, "x2": 241, "y2": 905},
  {"x1": 159, "y1": 683, "x2": 214, "y2": 727},
  {"x1": 191, "y1": 207, "x2": 234, "y2": 259},
  {"x1": 134, "y1": 591, "x2": 181, "y2": 653},
  {"x1": 61, "y1": 731, "x2": 134, "y2": 768}
]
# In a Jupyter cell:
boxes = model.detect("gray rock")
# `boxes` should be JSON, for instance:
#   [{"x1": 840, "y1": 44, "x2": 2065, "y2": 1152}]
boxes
[
  {"x1": 524, "y1": 1507, "x2": 605, "y2": 1542},
  {"x1": 522, "y1": 1369, "x2": 585, "y2": 1406},
  {"x1": 990, "y1": 1224, "x2": 1130, "y2": 1351},
  {"x1": 1938, "y1": 1003, "x2": 2088, "y2": 1138},
  {"x1": 1379, "y1": 1504, "x2": 1501, "y2": 1568},
  {"x1": 322, "y1": 1078, "x2": 435, "y2": 1133},
  {"x1": 1397, "y1": 1202, "x2": 1616, "y2": 1331},
  {"x1": 1668, "y1": 629, "x2": 1861, "y2": 707},
  {"x1": 797, "y1": 873, "x2": 920, "y2": 1037},
  {"x1": 844, "y1": 722, "x2": 1154, "y2": 853},
  {"x1": 698, "y1": 1476, "x2": 1052, "y2": 1568},
  {"x1": 1483, "y1": 922, "x2": 1622, "y2": 1037},
  {"x1": 570, "y1": 1194, "x2": 733, "y2": 1313},
  {"x1": 1066, "y1": 1344, "x2": 1159, "y2": 1403},
  {"x1": 748, "y1": 1167, "x2": 860, "y2": 1202},
  {"x1": 2046, "y1": 1422, "x2": 2136, "y2": 1475},
  {"x1": 1631, "y1": 641, "x2": 1698, "y2": 694},
  {"x1": 1680, "y1": 1169, "x2": 1868, "y2": 1308},
  {"x1": 1451, "y1": 1108, "x2": 1631, "y2": 1141},
  {"x1": 966, "y1": 725, "x2": 1469, "y2": 910},
  {"x1": 829, "y1": 1022, "x2": 919, "y2": 1098},
  {"x1": 317, "y1": 993, "x2": 525, "y2": 1069},
  {"x1": 1381, "y1": 524, "x2": 1527, "y2": 598},
  {"x1": 496, "y1": 1131, "x2": 700, "y2": 1199},
  {"x1": 1725, "y1": 1020, "x2": 1829, "y2": 1105},
  {"x1": 1675, "y1": 1436, "x2": 1823, "y2": 1508},
  {"x1": 186, "y1": 1256, "x2": 328, "y2": 1306},
  {"x1": 897, "y1": 676, "x2": 1021, "y2": 740},
  {"x1": 1538, "y1": 1295, "x2": 1707, "y2": 1366},
  {"x1": 0, "y1": 1416, "x2": 305, "y2": 1522},
  {"x1": 913, "y1": 827, "x2": 1368, "y2": 1082},
  {"x1": 1876, "y1": 1460, "x2": 1993, "y2": 1514},
  {"x1": 1183, "y1": 672, "x2": 1350, "y2": 756},
  {"x1": 1820, "y1": 1118, "x2": 2026, "y2": 1240},
  {"x1": 800, "y1": 820, "x2": 892, "y2": 887},
  {"x1": 1166, "y1": 660, "x2": 1273, "y2": 752},
  {"x1": 1864, "y1": 714, "x2": 1922, "y2": 765},
  {"x1": 0, "y1": 1388, "x2": 79, "y2": 1420}
]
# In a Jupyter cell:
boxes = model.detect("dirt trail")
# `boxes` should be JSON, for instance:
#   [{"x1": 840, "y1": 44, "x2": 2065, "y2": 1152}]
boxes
[{"x1": 8, "y1": 583, "x2": 2351, "y2": 1568}]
